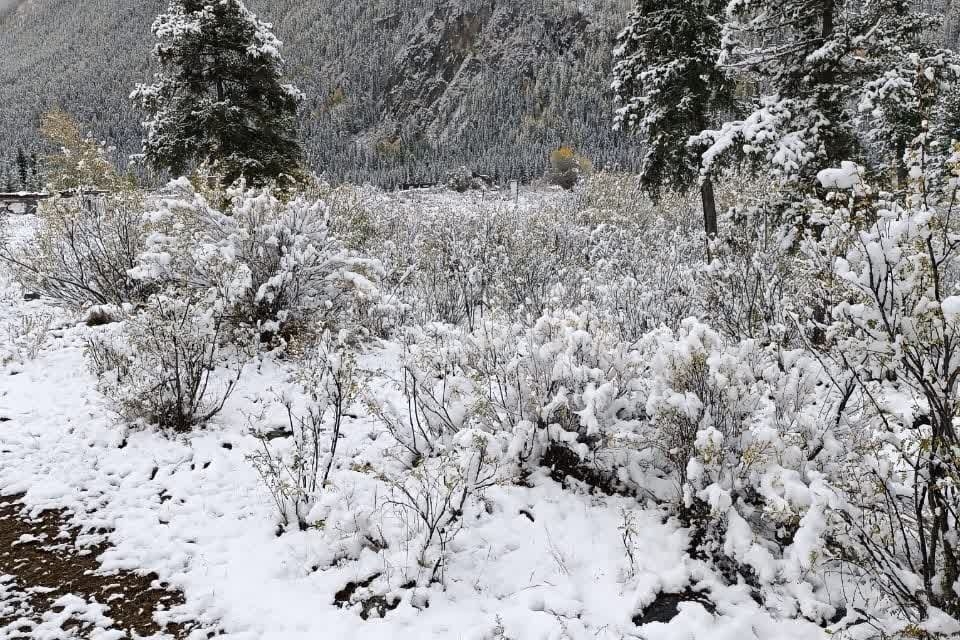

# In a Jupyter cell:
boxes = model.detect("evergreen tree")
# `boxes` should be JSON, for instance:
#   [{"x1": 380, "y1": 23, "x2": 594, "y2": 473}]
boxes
[
  {"x1": 15, "y1": 146, "x2": 28, "y2": 190},
  {"x1": 131, "y1": 0, "x2": 304, "y2": 186},
  {"x1": 2, "y1": 162, "x2": 14, "y2": 192},
  {"x1": 698, "y1": 0, "x2": 937, "y2": 184},
  {"x1": 28, "y1": 153, "x2": 39, "y2": 191},
  {"x1": 612, "y1": 0, "x2": 733, "y2": 239},
  {"x1": 857, "y1": 6, "x2": 959, "y2": 185}
]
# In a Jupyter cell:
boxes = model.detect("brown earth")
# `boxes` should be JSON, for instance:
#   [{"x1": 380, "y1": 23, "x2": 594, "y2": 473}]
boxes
[{"x1": 0, "y1": 493, "x2": 197, "y2": 638}]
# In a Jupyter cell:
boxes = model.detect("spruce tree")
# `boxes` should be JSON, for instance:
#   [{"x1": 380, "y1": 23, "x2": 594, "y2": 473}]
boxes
[
  {"x1": 699, "y1": 0, "x2": 938, "y2": 184},
  {"x1": 28, "y1": 153, "x2": 39, "y2": 191},
  {"x1": 857, "y1": 5, "x2": 959, "y2": 186},
  {"x1": 15, "y1": 147, "x2": 28, "y2": 191},
  {"x1": 612, "y1": 0, "x2": 733, "y2": 240},
  {"x1": 131, "y1": 0, "x2": 303, "y2": 187},
  {"x1": 2, "y1": 163, "x2": 14, "y2": 193}
]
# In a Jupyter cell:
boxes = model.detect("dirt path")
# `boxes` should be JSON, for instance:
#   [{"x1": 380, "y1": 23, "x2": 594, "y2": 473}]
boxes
[{"x1": 0, "y1": 494, "x2": 196, "y2": 639}]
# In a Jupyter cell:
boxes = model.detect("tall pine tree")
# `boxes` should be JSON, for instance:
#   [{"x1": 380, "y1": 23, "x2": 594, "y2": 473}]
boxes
[
  {"x1": 28, "y1": 153, "x2": 39, "y2": 191},
  {"x1": 612, "y1": 0, "x2": 733, "y2": 240},
  {"x1": 132, "y1": 0, "x2": 303, "y2": 187},
  {"x1": 857, "y1": 5, "x2": 958, "y2": 186},
  {"x1": 15, "y1": 147, "x2": 28, "y2": 191}
]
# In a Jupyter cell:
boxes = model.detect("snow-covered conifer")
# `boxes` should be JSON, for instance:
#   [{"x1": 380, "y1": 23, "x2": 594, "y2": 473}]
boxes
[
  {"x1": 698, "y1": 0, "x2": 940, "y2": 184},
  {"x1": 131, "y1": 0, "x2": 303, "y2": 186},
  {"x1": 612, "y1": 0, "x2": 733, "y2": 238}
]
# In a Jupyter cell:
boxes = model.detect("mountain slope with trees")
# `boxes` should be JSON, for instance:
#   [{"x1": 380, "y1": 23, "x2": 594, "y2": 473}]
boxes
[{"x1": 0, "y1": 0, "x2": 634, "y2": 187}]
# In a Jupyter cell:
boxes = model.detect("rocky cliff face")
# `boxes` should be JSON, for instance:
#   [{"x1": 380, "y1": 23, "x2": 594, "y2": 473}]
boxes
[
  {"x1": 384, "y1": 3, "x2": 597, "y2": 138},
  {"x1": 0, "y1": 0, "x2": 636, "y2": 186}
]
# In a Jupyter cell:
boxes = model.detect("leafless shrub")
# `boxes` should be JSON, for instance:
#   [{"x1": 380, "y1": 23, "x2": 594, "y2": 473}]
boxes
[
  {"x1": 85, "y1": 295, "x2": 242, "y2": 431},
  {"x1": 0, "y1": 192, "x2": 151, "y2": 308}
]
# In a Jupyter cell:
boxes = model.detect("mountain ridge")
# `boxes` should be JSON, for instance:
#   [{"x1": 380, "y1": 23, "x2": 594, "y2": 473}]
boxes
[{"x1": 0, "y1": 0, "x2": 637, "y2": 187}]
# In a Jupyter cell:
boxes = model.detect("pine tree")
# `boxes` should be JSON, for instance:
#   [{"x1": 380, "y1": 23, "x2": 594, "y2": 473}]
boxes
[
  {"x1": 131, "y1": 0, "x2": 303, "y2": 187},
  {"x1": 28, "y1": 153, "x2": 39, "y2": 191},
  {"x1": 612, "y1": 0, "x2": 733, "y2": 239},
  {"x1": 698, "y1": 0, "x2": 938, "y2": 184},
  {"x1": 858, "y1": 7, "x2": 959, "y2": 186},
  {"x1": 2, "y1": 162, "x2": 14, "y2": 193},
  {"x1": 15, "y1": 146, "x2": 28, "y2": 190}
]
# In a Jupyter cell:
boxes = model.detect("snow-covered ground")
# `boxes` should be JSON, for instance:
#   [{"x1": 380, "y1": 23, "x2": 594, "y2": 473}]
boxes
[{"x1": 0, "y1": 210, "x2": 830, "y2": 640}]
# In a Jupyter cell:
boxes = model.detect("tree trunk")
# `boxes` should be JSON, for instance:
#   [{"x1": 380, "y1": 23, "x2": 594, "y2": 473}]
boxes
[
  {"x1": 821, "y1": 0, "x2": 834, "y2": 40},
  {"x1": 701, "y1": 176, "x2": 718, "y2": 261},
  {"x1": 895, "y1": 135, "x2": 908, "y2": 189}
]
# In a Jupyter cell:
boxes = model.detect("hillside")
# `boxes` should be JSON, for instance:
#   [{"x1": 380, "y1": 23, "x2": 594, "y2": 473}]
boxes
[{"x1": 0, "y1": 0, "x2": 635, "y2": 187}]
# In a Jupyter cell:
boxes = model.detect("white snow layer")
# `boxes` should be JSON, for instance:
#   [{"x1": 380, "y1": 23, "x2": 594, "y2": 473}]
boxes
[
  {"x1": 0, "y1": 219, "x2": 828, "y2": 640},
  {"x1": 816, "y1": 161, "x2": 862, "y2": 191}
]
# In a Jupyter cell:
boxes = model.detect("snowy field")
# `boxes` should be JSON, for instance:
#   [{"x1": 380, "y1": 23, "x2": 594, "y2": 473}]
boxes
[
  {"x1": 3, "y1": 0, "x2": 959, "y2": 636},
  {"x1": 0, "y1": 200, "x2": 833, "y2": 640}
]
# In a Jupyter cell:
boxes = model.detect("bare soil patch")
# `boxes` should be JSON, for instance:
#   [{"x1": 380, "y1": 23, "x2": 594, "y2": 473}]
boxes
[{"x1": 0, "y1": 493, "x2": 193, "y2": 638}]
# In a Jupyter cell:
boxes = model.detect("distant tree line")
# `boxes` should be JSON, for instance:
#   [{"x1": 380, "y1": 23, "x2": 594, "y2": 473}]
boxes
[{"x1": 0, "y1": 0, "x2": 639, "y2": 188}]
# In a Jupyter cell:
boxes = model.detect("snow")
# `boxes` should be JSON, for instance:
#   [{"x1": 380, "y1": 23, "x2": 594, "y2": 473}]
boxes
[
  {"x1": 942, "y1": 295, "x2": 960, "y2": 320},
  {"x1": 816, "y1": 162, "x2": 862, "y2": 191},
  {"x1": 0, "y1": 213, "x2": 832, "y2": 639}
]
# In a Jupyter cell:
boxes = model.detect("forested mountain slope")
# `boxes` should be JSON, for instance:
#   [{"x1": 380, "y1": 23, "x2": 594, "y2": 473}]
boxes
[{"x1": 0, "y1": 0, "x2": 634, "y2": 187}]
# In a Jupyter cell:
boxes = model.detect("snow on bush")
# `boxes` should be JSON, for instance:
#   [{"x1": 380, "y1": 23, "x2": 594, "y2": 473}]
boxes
[
  {"x1": 0, "y1": 191, "x2": 151, "y2": 308},
  {"x1": 249, "y1": 332, "x2": 362, "y2": 531},
  {"x1": 130, "y1": 179, "x2": 389, "y2": 349},
  {"x1": 796, "y1": 144, "x2": 960, "y2": 626},
  {"x1": 6, "y1": 161, "x2": 957, "y2": 634},
  {"x1": 336, "y1": 174, "x2": 705, "y2": 338},
  {"x1": 85, "y1": 294, "x2": 243, "y2": 431},
  {"x1": 2, "y1": 311, "x2": 54, "y2": 365}
]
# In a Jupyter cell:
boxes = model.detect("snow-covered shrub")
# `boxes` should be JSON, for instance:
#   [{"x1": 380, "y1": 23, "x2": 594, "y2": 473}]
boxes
[
  {"x1": 641, "y1": 319, "x2": 827, "y2": 506},
  {"x1": 85, "y1": 295, "x2": 243, "y2": 431},
  {"x1": 411, "y1": 210, "x2": 509, "y2": 330},
  {"x1": 573, "y1": 171, "x2": 643, "y2": 214},
  {"x1": 131, "y1": 180, "x2": 387, "y2": 349},
  {"x1": 384, "y1": 307, "x2": 651, "y2": 492},
  {"x1": 320, "y1": 182, "x2": 380, "y2": 252},
  {"x1": 483, "y1": 307, "x2": 646, "y2": 458},
  {"x1": 366, "y1": 324, "x2": 482, "y2": 461},
  {"x1": 382, "y1": 430, "x2": 499, "y2": 584},
  {"x1": 652, "y1": 139, "x2": 960, "y2": 632},
  {"x1": 2, "y1": 311, "x2": 53, "y2": 364},
  {"x1": 0, "y1": 191, "x2": 151, "y2": 308},
  {"x1": 335, "y1": 179, "x2": 706, "y2": 336},
  {"x1": 801, "y1": 144, "x2": 960, "y2": 626},
  {"x1": 249, "y1": 398, "x2": 329, "y2": 532},
  {"x1": 250, "y1": 334, "x2": 362, "y2": 530},
  {"x1": 587, "y1": 225, "x2": 700, "y2": 338},
  {"x1": 375, "y1": 310, "x2": 843, "y2": 617},
  {"x1": 492, "y1": 211, "x2": 594, "y2": 320},
  {"x1": 227, "y1": 186, "x2": 384, "y2": 343},
  {"x1": 695, "y1": 174, "x2": 828, "y2": 347},
  {"x1": 639, "y1": 318, "x2": 849, "y2": 621},
  {"x1": 445, "y1": 166, "x2": 483, "y2": 193}
]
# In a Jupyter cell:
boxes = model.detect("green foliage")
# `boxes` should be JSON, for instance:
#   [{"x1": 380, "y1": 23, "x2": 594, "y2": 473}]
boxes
[
  {"x1": 39, "y1": 109, "x2": 125, "y2": 192},
  {"x1": 612, "y1": 0, "x2": 733, "y2": 197},
  {"x1": 132, "y1": 0, "x2": 304, "y2": 187}
]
